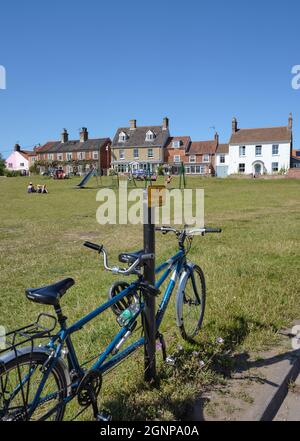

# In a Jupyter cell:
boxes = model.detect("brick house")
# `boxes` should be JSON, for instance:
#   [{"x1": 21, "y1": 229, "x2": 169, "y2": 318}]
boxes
[
  {"x1": 164, "y1": 136, "x2": 191, "y2": 174},
  {"x1": 111, "y1": 118, "x2": 170, "y2": 173},
  {"x1": 34, "y1": 128, "x2": 111, "y2": 175},
  {"x1": 184, "y1": 134, "x2": 219, "y2": 175}
]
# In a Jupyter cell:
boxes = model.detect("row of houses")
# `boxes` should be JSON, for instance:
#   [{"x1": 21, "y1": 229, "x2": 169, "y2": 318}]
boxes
[{"x1": 5, "y1": 115, "x2": 300, "y2": 177}]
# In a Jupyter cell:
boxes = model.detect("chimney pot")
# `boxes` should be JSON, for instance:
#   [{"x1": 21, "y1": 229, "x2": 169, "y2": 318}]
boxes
[
  {"x1": 61, "y1": 129, "x2": 69, "y2": 143},
  {"x1": 214, "y1": 132, "x2": 219, "y2": 142},
  {"x1": 14, "y1": 143, "x2": 21, "y2": 152},
  {"x1": 288, "y1": 113, "x2": 293, "y2": 130},
  {"x1": 232, "y1": 117, "x2": 238, "y2": 133},
  {"x1": 129, "y1": 119, "x2": 136, "y2": 130},
  {"x1": 163, "y1": 117, "x2": 169, "y2": 130},
  {"x1": 80, "y1": 127, "x2": 88, "y2": 142}
]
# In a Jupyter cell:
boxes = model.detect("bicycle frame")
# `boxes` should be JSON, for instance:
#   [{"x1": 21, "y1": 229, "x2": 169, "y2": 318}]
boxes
[{"x1": 27, "y1": 249, "x2": 187, "y2": 417}]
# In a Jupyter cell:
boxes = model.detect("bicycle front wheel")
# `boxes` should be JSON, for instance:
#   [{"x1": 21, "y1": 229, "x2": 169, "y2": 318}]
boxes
[
  {"x1": 0, "y1": 349, "x2": 68, "y2": 421},
  {"x1": 176, "y1": 265, "x2": 206, "y2": 342}
]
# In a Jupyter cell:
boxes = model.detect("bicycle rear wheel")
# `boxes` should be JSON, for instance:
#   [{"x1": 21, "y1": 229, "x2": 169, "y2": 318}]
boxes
[
  {"x1": 0, "y1": 349, "x2": 68, "y2": 421},
  {"x1": 177, "y1": 265, "x2": 206, "y2": 341}
]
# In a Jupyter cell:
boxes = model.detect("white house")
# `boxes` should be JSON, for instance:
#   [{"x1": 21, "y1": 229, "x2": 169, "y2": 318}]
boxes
[
  {"x1": 5, "y1": 144, "x2": 31, "y2": 175},
  {"x1": 228, "y1": 115, "x2": 293, "y2": 176},
  {"x1": 215, "y1": 143, "x2": 229, "y2": 177}
]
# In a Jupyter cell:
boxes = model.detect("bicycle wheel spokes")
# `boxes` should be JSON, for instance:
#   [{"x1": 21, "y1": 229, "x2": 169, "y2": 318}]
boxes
[
  {"x1": 180, "y1": 266, "x2": 206, "y2": 341},
  {"x1": 0, "y1": 355, "x2": 66, "y2": 421}
]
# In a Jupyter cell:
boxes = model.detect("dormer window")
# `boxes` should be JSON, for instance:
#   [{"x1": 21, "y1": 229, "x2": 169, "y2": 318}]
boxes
[
  {"x1": 145, "y1": 130, "x2": 155, "y2": 141},
  {"x1": 118, "y1": 131, "x2": 127, "y2": 142},
  {"x1": 172, "y1": 140, "x2": 181, "y2": 148}
]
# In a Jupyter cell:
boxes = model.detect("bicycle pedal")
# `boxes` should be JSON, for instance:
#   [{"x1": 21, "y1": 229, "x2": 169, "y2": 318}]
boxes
[{"x1": 96, "y1": 411, "x2": 112, "y2": 422}]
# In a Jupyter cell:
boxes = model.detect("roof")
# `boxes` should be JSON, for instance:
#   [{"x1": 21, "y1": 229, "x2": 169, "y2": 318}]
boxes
[
  {"x1": 19, "y1": 150, "x2": 33, "y2": 160},
  {"x1": 37, "y1": 138, "x2": 110, "y2": 154},
  {"x1": 230, "y1": 126, "x2": 292, "y2": 145},
  {"x1": 291, "y1": 149, "x2": 300, "y2": 160},
  {"x1": 187, "y1": 140, "x2": 218, "y2": 155},
  {"x1": 216, "y1": 143, "x2": 229, "y2": 154},
  {"x1": 112, "y1": 125, "x2": 170, "y2": 148},
  {"x1": 165, "y1": 136, "x2": 191, "y2": 151}
]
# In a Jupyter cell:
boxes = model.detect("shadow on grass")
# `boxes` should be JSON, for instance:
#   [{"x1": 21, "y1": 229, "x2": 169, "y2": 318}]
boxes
[{"x1": 100, "y1": 315, "x2": 291, "y2": 421}]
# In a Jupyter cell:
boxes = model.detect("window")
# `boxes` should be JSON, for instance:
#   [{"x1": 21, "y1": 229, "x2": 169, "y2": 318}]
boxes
[
  {"x1": 185, "y1": 166, "x2": 191, "y2": 174},
  {"x1": 173, "y1": 155, "x2": 180, "y2": 163},
  {"x1": 147, "y1": 148, "x2": 153, "y2": 158},
  {"x1": 172, "y1": 140, "x2": 181, "y2": 148},
  {"x1": 77, "y1": 152, "x2": 85, "y2": 160},
  {"x1": 57, "y1": 154, "x2": 63, "y2": 161},
  {"x1": 272, "y1": 162, "x2": 279, "y2": 172},
  {"x1": 199, "y1": 165, "x2": 206, "y2": 174},
  {"x1": 239, "y1": 163, "x2": 245, "y2": 173},
  {"x1": 272, "y1": 144, "x2": 279, "y2": 155},
  {"x1": 48, "y1": 153, "x2": 53, "y2": 160},
  {"x1": 203, "y1": 154, "x2": 210, "y2": 163},
  {"x1": 133, "y1": 148, "x2": 139, "y2": 159},
  {"x1": 93, "y1": 151, "x2": 98, "y2": 160},
  {"x1": 8, "y1": 163, "x2": 13, "y2": 168},
  {"x1": 239, "y1": 146, "x2": 246, "y2": 156},
  {"x1": 119, "y1": 149, "x2": 125, "y2": 160},
  {"x1": 20, "y1": 163, "x2": 24, "y2": 167},
  {"x1": 118, "y1": 131, "x2": 127, "y2": 142},
  {"x1": 146, "y1": 130, "x2": 155, "y2": 141},
  {"x1": 219, "y1": 154, "x2": 225, "y2": 164},
  {"x1": 255, "y1": 145, "x2": 262, "y2": 156},
  {"x1": 66, "y1": 153, "x2": 72, "y2": 161},
  {"x1": 189, "y1": 155, "x2": 196, "y2": 163}
]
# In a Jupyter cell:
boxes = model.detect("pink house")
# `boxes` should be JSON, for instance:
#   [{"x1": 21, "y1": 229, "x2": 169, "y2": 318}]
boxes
[{"x1": 5, "y1": 144, "x2": 32, "y2": 175}]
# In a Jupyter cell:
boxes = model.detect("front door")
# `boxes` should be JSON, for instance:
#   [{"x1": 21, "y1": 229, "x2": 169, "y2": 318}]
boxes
[{"x1": 254, "y1": 163, "x2": 261, "y2": 175}]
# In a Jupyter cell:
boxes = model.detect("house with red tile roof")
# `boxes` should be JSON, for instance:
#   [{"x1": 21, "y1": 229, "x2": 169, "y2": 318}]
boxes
[
  {"x1": 228, "y1": 115, "x2": 293, "y2": 176},
  {"x1": 184, "y1": 134, "x2": 219, "y2": 175},
  {"x1": 34, "y1": 128, "x2": 111, "y2": 175},
  {"x1": 164, "y1": 136, "x2": 191, "y2": 174}
]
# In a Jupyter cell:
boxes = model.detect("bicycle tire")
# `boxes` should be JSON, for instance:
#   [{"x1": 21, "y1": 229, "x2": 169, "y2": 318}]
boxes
[
  {"x1": 0, "y1": 349, "x2": 68, "y2": 421},
  {"x1": 176, "y1": 264, "x2": 206, "y2": 342}
]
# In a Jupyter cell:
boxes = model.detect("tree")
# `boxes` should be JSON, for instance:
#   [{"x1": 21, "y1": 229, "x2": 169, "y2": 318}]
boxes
[{"x1": 0, "y1": 153, "x2": 6, "y2": 176}]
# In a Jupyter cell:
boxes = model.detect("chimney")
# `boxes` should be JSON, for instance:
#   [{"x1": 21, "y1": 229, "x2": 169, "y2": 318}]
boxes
[
  {"x1": 288, "y1": 113, "x2": 293, "y2": 130},
  {"x1": 80, "y1": 127, "x2": 88, "y2": 142},
  {"x1": 14, "y1": 143, "x2": 21, "y2": 152},
  {"x1": 232, "y1": 117, "x2": 238, "y2": 133},
  {"x1": 162, "y1": 117, "x2": 169, "y2": 130},
  {"x1": 214, "y1": 132, "x2": 219, "y2": 143},
  {"x1": 129, "y1": 119, "x2": 136, "y2": 130},
  {"x1": 61, "y1": 128, "x2": 69, "y2": 143}
]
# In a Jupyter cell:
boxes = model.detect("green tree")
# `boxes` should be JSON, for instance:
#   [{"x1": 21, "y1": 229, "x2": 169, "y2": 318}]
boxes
[{"x1": 0, "y1": 153, "x2": 6, "y2": 176}]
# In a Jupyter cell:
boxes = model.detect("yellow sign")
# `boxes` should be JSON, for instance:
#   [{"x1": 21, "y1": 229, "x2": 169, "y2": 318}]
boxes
[{"x1": 148, "y1": 185, "x2": 166, "y2": 207}]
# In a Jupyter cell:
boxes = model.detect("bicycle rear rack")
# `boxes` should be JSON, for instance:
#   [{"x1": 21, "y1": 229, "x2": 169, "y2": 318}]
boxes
[{"x1": 0, "y1": 313, "x2": 57, "y2": 358}]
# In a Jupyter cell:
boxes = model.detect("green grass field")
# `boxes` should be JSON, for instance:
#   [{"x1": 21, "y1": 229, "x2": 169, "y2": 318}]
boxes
[{"x1": 0, "y1": 175, "x2": 299, "y2": 420}]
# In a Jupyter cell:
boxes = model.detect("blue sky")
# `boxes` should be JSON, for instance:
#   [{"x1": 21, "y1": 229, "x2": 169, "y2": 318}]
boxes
[{"x1": 0, "y1": 0, "x2": 300, "y2": 157}]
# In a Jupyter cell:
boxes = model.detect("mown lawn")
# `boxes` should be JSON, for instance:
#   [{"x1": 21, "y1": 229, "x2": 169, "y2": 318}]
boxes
[{"x1": 0, "y1": 175, "x2": 299, "y2": 420}]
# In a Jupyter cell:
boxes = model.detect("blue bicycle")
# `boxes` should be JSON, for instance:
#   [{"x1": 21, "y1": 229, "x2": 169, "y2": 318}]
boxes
[{"x1": 0, "y1": 226, "x2": 221, "y2": 421}]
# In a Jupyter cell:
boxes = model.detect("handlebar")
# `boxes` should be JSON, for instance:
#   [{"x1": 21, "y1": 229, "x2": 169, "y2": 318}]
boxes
[
  {"x1": 83, "y1": 241, "x2": 154, "y2": 276},
  {"x1": 155, "y1": 226, "x2": 222, "y2": 236}
]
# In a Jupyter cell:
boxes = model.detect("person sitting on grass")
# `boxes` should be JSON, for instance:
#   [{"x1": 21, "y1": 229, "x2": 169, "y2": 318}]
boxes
[
  {"x1": 42, "y1": 184, "x2": 48, "y2": 194},
  {"x1": 27, "y1": 182, "x2": 36, "y2": 193},
  {"x1": 37, "y1": 184, "x2": 42, "y2": 193}
]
